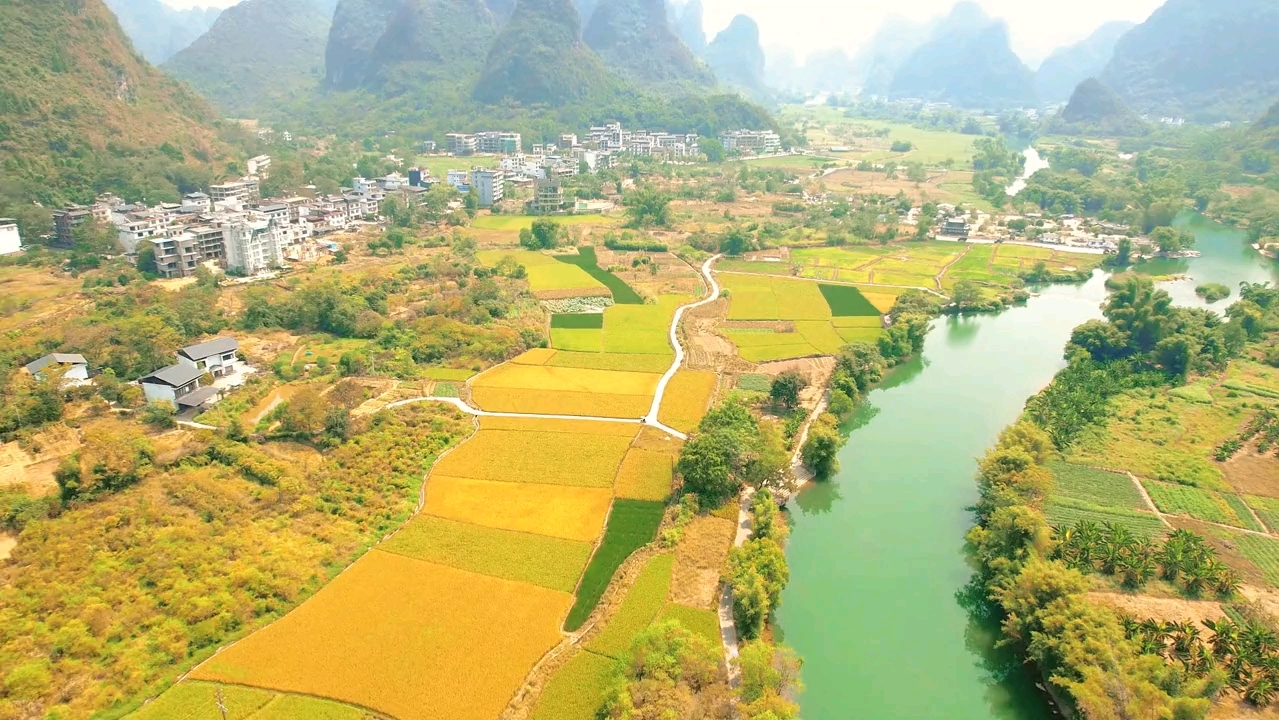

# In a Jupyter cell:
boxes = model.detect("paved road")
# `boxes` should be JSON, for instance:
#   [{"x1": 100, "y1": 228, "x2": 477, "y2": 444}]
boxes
[{"x1": 387, "y1": 254, "x2": 725, "y2": 440}]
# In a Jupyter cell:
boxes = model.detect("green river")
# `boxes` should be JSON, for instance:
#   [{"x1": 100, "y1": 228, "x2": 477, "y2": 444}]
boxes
[{"x1": 776, "y1": 213, "x2": 1279, "y2": 719}]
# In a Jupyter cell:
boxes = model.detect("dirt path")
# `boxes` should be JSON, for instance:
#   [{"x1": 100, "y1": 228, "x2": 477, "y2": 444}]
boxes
[
  {"x1": 1111, "y1": 466, "x2": 1276, "y2": 537},
  {"x1": 934, "y1": 244, "x2": 972, "y2": 290},
  {"x1": 719, "y1": 487, "x2": 756, "y2": 688}
]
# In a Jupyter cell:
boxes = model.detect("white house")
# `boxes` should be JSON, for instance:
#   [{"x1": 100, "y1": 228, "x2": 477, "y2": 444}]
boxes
[
  {"x1": 24, "y1": 353, "x2": 89, "y2": 386},
  {"x1": 177, "y1": 337, "x2": 241, "y2": 378},
  {"x1": 224, "y1": 217, "x2": 282, "y2": 275},
  {"x1": 0, "y1": 219, "x2": 20, "y2": 255},
  {"x1": 139, "y1": 363, "x2": 208, "y2": 408}
]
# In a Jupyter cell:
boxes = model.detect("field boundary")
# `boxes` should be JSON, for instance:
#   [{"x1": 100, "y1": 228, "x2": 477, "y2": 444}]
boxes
[{"x1": 714, "y1": 269, "x2": 948, "y2": 299}]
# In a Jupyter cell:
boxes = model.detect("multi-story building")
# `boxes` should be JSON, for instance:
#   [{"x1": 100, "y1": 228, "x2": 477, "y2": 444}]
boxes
[
  {"x1": 51, "y1": 202, "x2": 111, "y2": 247},
  {"x1": 589, "y1": 123, "x2": 625, "y2": 150},
  {"x1": 224, "y1": 217, "x2": 282, "y2": 275},
  {"x1": 446, "y1": 169, "x2": 470, "y2": 191},
  {"x1": 187, "y1": 225, "x2": 226, "y2": 263},
  {"x1": 182, "y1": 192, "x2": 212, "y2": 212},
  {"x1": 112, "y1": 206, "x2": 175, "y2": 253},
  {"x1": 475, "y1": 132, "x2": 521, "y2": 154},
  {"x1": 246, "y1": 155, "x2": 271, "y2": 176},
  {"x1": 470, "y1": 168, "x2": 505, "y2": 207},
  {"x1": 446, "y1": 133, "x2": 478, "y2": 155},
  {"x1": 533, "y1": 179, "x2": 564, "y2": 214},
  {"x1": 560, "y1": 134, "x2": 579, "y2": 149},
  {"x1": 719, "y1": 130, "x2": 782, "y2": 155},
  {"x1": 151, "y1": 232, "x2": 202, "y2": 278},
  {"x1": 209, "y1": 178, "x2": 261, "y2": 205},
  {"x1": 0, "y1": 219, "x2": 20, "y2": 255}
]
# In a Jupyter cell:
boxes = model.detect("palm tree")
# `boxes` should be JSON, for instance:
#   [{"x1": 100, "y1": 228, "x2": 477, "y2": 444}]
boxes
[
  {"x1": 1158, "y1": 536, "x2": 1188, "y2": 582},
  {"x1": 1170, "y1": 621, "x2": 1201, "y2": 664},
  {"x1": 1242, "y1": 623, "x2": 1278, "y2": 658}
]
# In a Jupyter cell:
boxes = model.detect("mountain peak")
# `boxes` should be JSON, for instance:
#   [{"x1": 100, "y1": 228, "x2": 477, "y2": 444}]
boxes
[
  {"x1": 1049, "y1": 77, "x2": 1149, "y2": 136},
  {"x1": 1034, "y1": 20, "x2": 1134, "y2": 104},
  {"x1": 584, "y1": 0, "x2": 712, "y2": 87},
  {"x1": 473, "y1": 0, "x2": 616, "y2": 105},
  {"x1": 704, "y1": 14, "x2": 765, "y2": 97}
]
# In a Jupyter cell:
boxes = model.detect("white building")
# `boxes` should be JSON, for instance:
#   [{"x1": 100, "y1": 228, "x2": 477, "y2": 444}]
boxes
[
  {"x1": 224, "y1": 217, "x2": 282, "y2": 275},
  {"x1": 719, "y1": 130, "x2": 782, "y2": 155},
  {"x1": 446, "y1": 169, "x2": 470, "y2": 191},
  {"x1": 0, "y1": 219, "x2": 20, "y2": 255},
  {"x1": 246, "y1": 155, "x2": 271, "y2": 176},
  {"x1": 24, "y1": 353, "x2": 89, "y2": 386},
  {"x1": 139, "y1": 362, "x2": 205, "y2": 408},
  {"x1": 209, "y1": 178, "x2": 260, "y2": 204},
  {"x1": 177, "y1": 337, "x2": 241, "y2": 379},
  {"x1": 470, "y1": 168, "x2": 505, "y2": 207}
]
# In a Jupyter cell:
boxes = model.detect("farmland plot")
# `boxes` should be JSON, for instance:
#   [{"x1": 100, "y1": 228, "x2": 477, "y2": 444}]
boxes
[
  {"x1": 615, "y1": 447, "x2": 675, "y2": 501},
  {"x1": 1048, "y1": 462, "x2": 1146, "y2": 510},
  {"x1": 528, "y1": 650, "x2": 617, "y2": 720},
  {"x1": 476, "y1": 249, "x2": 607, "y2": 297},
  {"x1": 657, "y1": 370, "x2": 717, "y2": 432},
  {"x1": 588, "y1": 553, "x2": 675, "y2": 658},
  {"x1": 432, "y1": 428, "x2": 634, "y2": 487},
  {"x1": 471, "y1": 365, "x2": 660, "y2": 418},
  {"x1": 191, "y1": 551, "x2": 569, "y2": 720},
  {"x1": 565, "y1": 500, "x2": 665, "y2": 630},
  {"x1": 1141, "y1": 480, "x2": 1247, "y2": 528},
  {"x1": 424, "y1": 476, "x2": 612, "y2": 542}
]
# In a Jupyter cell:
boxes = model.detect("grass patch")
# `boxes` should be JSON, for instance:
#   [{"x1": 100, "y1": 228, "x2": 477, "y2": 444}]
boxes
[
  {"x1": 588, "y1": 554, "x2": 675, "y2": 658},
  {"x1": 1044, "y1": 497, "x2": 1167, "y2": 539},
  {"x1": 1246, "y1": 495, "x2": 1279, "y2": 533},
  {"x1": 552, "y1": 313, "x2": 605, "y2": 329},
  {"x1": 424, "y1": 476, "x2": 612, "y2": 543},
  {"x1": 1048, "y1": 461, "x2": 1145, "y2": 510},
  {"x1": 471, "y1": 214, "x2": 615, "y2": 231},
  {"x1": 191, "y1": 550, "x2": 571, "y2": 720},
  {"x1": 422, "y1": 367, "x2": 475, "y2": 381},
  {"x1": 737, "y1": 374, "x2": 771, "y2": 393},
  {"x1": 556, "y1": 247, "x2": 644, "y2": 304},
  {"x1": 817, "y1": 283, "x2": 882, "y2": 317},
  {"x1": 1142, "y1": 480, "x2": 1245, "y2": 527},
  {"x1": 382, "y1": 516, "x2": 593, "y2": 592},
  {"x1": 529, "y1": 650, "x2": 617, "y2": 720},
  {"x1": 657, "y1": 604, "x2": 721, "y2": 647},
  {"x1": 1223, "y1": 494, "x2": 1266, "y2": 532},
  {"x1": 433, "y1": 381, "x2": 460, "y2": 398},
  {"x1": 476, "y1": 249, "x2": 607, "y2": 294},
  {"x1": 565, "y1": 500, "x2": 666, "y2": 631},
  {"x1": 433, "y1": 428, "x2": 635, "y2": 487}
]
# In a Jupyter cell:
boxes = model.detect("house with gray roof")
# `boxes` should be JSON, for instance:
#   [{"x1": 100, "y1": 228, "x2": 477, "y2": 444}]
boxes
[
  {"x1": 23, "y1": 353, "x2": 89, "y2": 386},
  {"x1": 176, "y1": 336, "x2": 241, "y2": 378},
  {"x1": 139, "y1": 363, "x2": 219, "y2": 410}
]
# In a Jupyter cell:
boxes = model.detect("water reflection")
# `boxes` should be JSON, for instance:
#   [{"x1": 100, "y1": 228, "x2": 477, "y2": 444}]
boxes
[{"x1": 945, "y1": 315, "x2": 983, "y2": 348}]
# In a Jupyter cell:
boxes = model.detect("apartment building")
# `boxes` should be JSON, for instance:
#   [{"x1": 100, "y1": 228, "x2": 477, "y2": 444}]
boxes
[
  {"x1": 446, "y1": 133, "x2": 478, "y2": 155},
  {"x1": 470, "y1": 168, "x2": 505, "y2": 207},
  {"x1": 151, "y1": 232, "x2": 202, "y2": 278},
  {"x1": 533, "y1": 179, "x2": 564, "y2": 214},
  {"x1": 719, "y1": 130, "x2": 782, "y2": 155},
  {"x1": 224, "y1": 217, "x2": 282, "y2": 275},
  {"x1": 209, "y1": 178, "x2": 261, "y2": 205},
  {"x1": 51, "y1": 202, "x2": 111, "y2": 247}
]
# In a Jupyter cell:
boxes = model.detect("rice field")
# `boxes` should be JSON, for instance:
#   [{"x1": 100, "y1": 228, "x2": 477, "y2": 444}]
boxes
[
  {"x1": 471, "y1": 364, "x2": 657, "y2": 417},
  {"x1": 1048, "y1": 462, "x2": 1146, "y2": 510},
  {"x1": 190, "y1": 551, "x2": 570, "y2": 720},
  {"x1": 477, "y1": 415, "x2": 638, "y2": 436},
  {"x1": 476, "y1": 249, "x2": 608, "y2": 296},
  {"x1": 541, "y1": 351, "x2": 674, "y2": 374},
  {"x1": 424, "y1": 476, "x2": 612, "y2": 542},
  {"x1": 528, "y1": 650, "x2": 617, "y2": 720},
  {"x1": 432, "y1": 428, "x2": 634, "y2": 487},
  {"x1": 470, "y1": 214, "x2": 617, "y2": 231},
  {"x1": 721, "y1": 274, "x2": 833, "y2": 321},
  {"x1": 656, "y1": 604, "x2": 721, "y2": 647},
  {"x1": 552, "y1": 313, "x2": 605, "y2": 329},
  {"x1": 657, "y1": 371, "x2": 717, "y2": 432},
  {"x1": 565, "y1": 500, "x2": 666, "y2": 631},
  {"x1": 615, "y1": 447, "x2": 675, "y2": 501},
  {"x1": 381, "y1": 516, "x2": 593, "y2": 592},
  {"x1": 818, "y1": 284, "x2": 883, "y2": 316},
  {"x1": 555, "y1": 247, "x2": 644, "y2": 304},
  {"x1": 472, "y1": 387, "x2": 653, "y2": 418},
  {"x1": 719, "y1": 274, "x2": 884, "y2": 360},
  {"x1": 588, "y1": 553, "x2": 676, "y2": 658},
  {"x1": 130, "y1": 682, "x2": 272, "y2": 720},
  {"x1": 1235, "y1": 534, "x2": 1279, "y2": 587}
]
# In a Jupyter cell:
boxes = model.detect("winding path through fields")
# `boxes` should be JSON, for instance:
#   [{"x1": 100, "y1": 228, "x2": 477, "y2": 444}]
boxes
[{"x1": 389, "y1": 254, "x2": 725, "y2": 442}]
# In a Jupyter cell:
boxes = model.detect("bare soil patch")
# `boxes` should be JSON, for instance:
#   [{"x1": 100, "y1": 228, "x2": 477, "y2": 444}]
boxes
[
  {"x1": 0, "y1": 534, "x2": 16, "y2": 561},
  {"x1": 0, "y1": 425, "x2": 81, "y2": 494},
  {"x1": 1210, "y1": 698, "x2": 1279, "y2": 719},
  {"x1": 1222, "y1": 450, "x2": 1279, "y2": 498},
  {"x1": 722, "y1": 320, "x2": 795, "y2": 332},
  {"x1": 682, "y1": 298, "x2": 752, "y2": 374},
  {"x1": 670, "y1": 516, "x2": 736, "y2": 609},
  {"x1": 1086, "y1": 591, "x2": 1225, "y2": 630}
]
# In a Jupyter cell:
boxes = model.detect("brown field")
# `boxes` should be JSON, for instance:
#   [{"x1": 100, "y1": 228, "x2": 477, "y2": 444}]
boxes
[
  {"x1": 424, "y1": 475, "x2": 612, "y2": 542},
  {"x1": 824, "y1": 168, "x2": 978, "y2": 206},
  {"x1": 191, "y1": 550, "x2": 570, "y2": 720},
  {"x1": 670, "y1": 516, "x2": 737, "y2": 609},
  {"x1": 0, "y1": 265, "x2": 87, "y2": 333}
]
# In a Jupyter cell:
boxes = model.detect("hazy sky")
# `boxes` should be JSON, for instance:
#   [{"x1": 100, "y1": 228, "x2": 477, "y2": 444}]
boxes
[{"x1": 159, "y1": 0, "x2": 1167, "y2": 67}]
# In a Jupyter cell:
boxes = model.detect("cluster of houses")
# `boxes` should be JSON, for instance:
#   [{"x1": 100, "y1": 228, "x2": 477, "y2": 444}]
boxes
[
  {"x1": 920, "y1": 205, "x2": 1129, "y2": 252},
  {"x1": 44, "y1": 165, "x2": 388, "y2": 278},
  {"x1": 24, "y1": 337, "x2": 246, "y2": 417}
]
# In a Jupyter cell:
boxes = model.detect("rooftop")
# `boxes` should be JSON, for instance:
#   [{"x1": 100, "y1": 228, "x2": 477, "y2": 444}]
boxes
[
  {"x1": 140, "y1": 363, "x2": 203, "y2": 388},
  {"x1": 24, "y1": 353, "x2": 87, "y2": 375},
  {"x1": 178, "y1": 336, "x2": 238, "y2": 361}
]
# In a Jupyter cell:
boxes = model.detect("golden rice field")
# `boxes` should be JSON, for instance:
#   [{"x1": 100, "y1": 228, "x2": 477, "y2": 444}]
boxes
[
  {"x1": 424, "y1": 475, "x2": 613, "y2": 542},
  {"x1": 131, "y1": 680, "x2": 379, "y2": 719},
  {"x1": 474, "y1": 364, "x2": 661, "y2": 395},
  {"x1": 381, "y1": 516, "x2": 593, "y2": 593},
  {"x1": 191, "y1": 551, "x2": 569, "y2": 720},
  {"x1": 477, "y1": 415, "x2": 638, "y2": 436},
  {"x1": 471, "y1": 387, "x2": 653, "y2": 418},
  {"x1": 615, "y1": 448, "x2": 676, "y2": 501},
  {"x1": 432, "y1": 428, "x2": 635, "y2": 487},
  {"x1": 720, "y1": 274, "x2": 833, "y2": 321},
  {"x1": 512, "y1": 348, "x2": 674, "y2": 374},
  {"x1": 657, "y1": 370, "x2": 717, "y2": 432}
]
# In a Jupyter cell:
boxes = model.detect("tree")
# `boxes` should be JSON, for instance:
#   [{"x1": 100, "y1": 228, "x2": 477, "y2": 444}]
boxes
[
  {"x1": 519, "y1": 219, "x2": 563, "y2": 250},
  {"x1": 1103, "y1": 276, "x2": 1173, "y2": 353},
  {"x1": 139, "y1": 402, "x2": 176, "y2": 429},
  {"x1": 1114, "y1": 237, "x2": 1133, "y2": 267},
  {"x1": 951, "y1": 280, "x2": 983, "y2": 309},
  {"x1": 623, "y1": 188, "x2": 672, "y2": 228},
  {"x1": 738, "y1": 642, "x2": 803, "y2": 719},
  {"x1": 720, "y1": 226, "x2": 756, "y2": 255},
  {"x1": 701, "y1": 138, "x2": 726, "y2": 163},
  {"x1": 769, "y1": 370, "x2": 806, "y2": 409},
  {"x1": 801, "y1": 413, "x2": 841, "y2": 478},
  {"x1": 677, "y1": 432, "x2": 741, "y2": 506},
  {"x1": 136, "y1": 242, "x2": 157, "y2": 274},
  {"x1": 1150, "y1": 226, "x2": 1196, "y2": 255}
]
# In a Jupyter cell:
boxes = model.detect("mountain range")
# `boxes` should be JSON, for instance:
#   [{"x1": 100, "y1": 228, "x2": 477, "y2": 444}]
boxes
[
  {"x1": 1100, "y1": 0, "x2": 1279, "y2": 121},
  {"x1": 583, "y1": 0, "x2": 713, "y2": 88},
  {"x1": 703, "y1": 15, "x2": 767, "y2": 99},
  {"x1": 165, "y1": 0, "x2": 334, "y2": 117},
  {"x1": 475, "y1": 0, "x2": 611, "y2": 105},
  {"x1": 103, "y1": 0, "x2": 222, "y2": 64},
  {"x1": 887, "y1": 2, "x2": 1035, "y2": 109},
  {"x1": 1034, "y1": 21, "x2": 1134, "y2": 104},
  {"x1": 1047, "y1": 78, "x2": 1149, "y2": 136}
]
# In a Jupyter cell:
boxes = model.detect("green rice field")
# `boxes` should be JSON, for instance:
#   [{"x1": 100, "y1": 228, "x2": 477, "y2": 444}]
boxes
[
  {"x1": 564, "y1": 499, "x2": 665, "y2": 631},
  {"x1": 1044, "y1": 498, "x2": 1167, "y2": 539}
]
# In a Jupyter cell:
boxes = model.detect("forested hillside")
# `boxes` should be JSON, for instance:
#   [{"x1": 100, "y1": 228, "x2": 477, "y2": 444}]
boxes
[
  {"x1": 1034, "y1": 21, "x2": 1134, "y2": 104},
  {"x1": 0, "y1": 0, "x2": 232, "y2": 236},
  {"x1": 165, "y1": 0, "x2": 335, "y2": 117}
]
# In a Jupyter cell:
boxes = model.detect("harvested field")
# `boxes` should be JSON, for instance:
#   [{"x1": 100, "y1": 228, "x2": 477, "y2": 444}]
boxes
[
  {"x1": 670, "y1": 516, "x2": 736, "y2": 609},
  {"x1": 528, "y1": 650, "x2": 616, "y2": 720},
  {"x1": 657, "y1": 370, "x2": 717, "y2": 432},
  {"x1": 381, "y1": 516, "x2": 592, "y2": 592},
  {"x1": 191, "y1": 551, "x2": 570, "y2": 720},
  {"x1": 588, "y1": 553, "x2": 675, "y2": 659},
  {"x1": 615, "y1": 448, "x2": 675, "y2": 501},
  {"x1": 565, "y1": 500, "x2": 666, "y2": 631},
  {"x1": 433, "y1": 428, "x2": 634, "y2": 487},
  {"x1": 424, "y1": 476, "x2": 612, "y2": 543}
]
